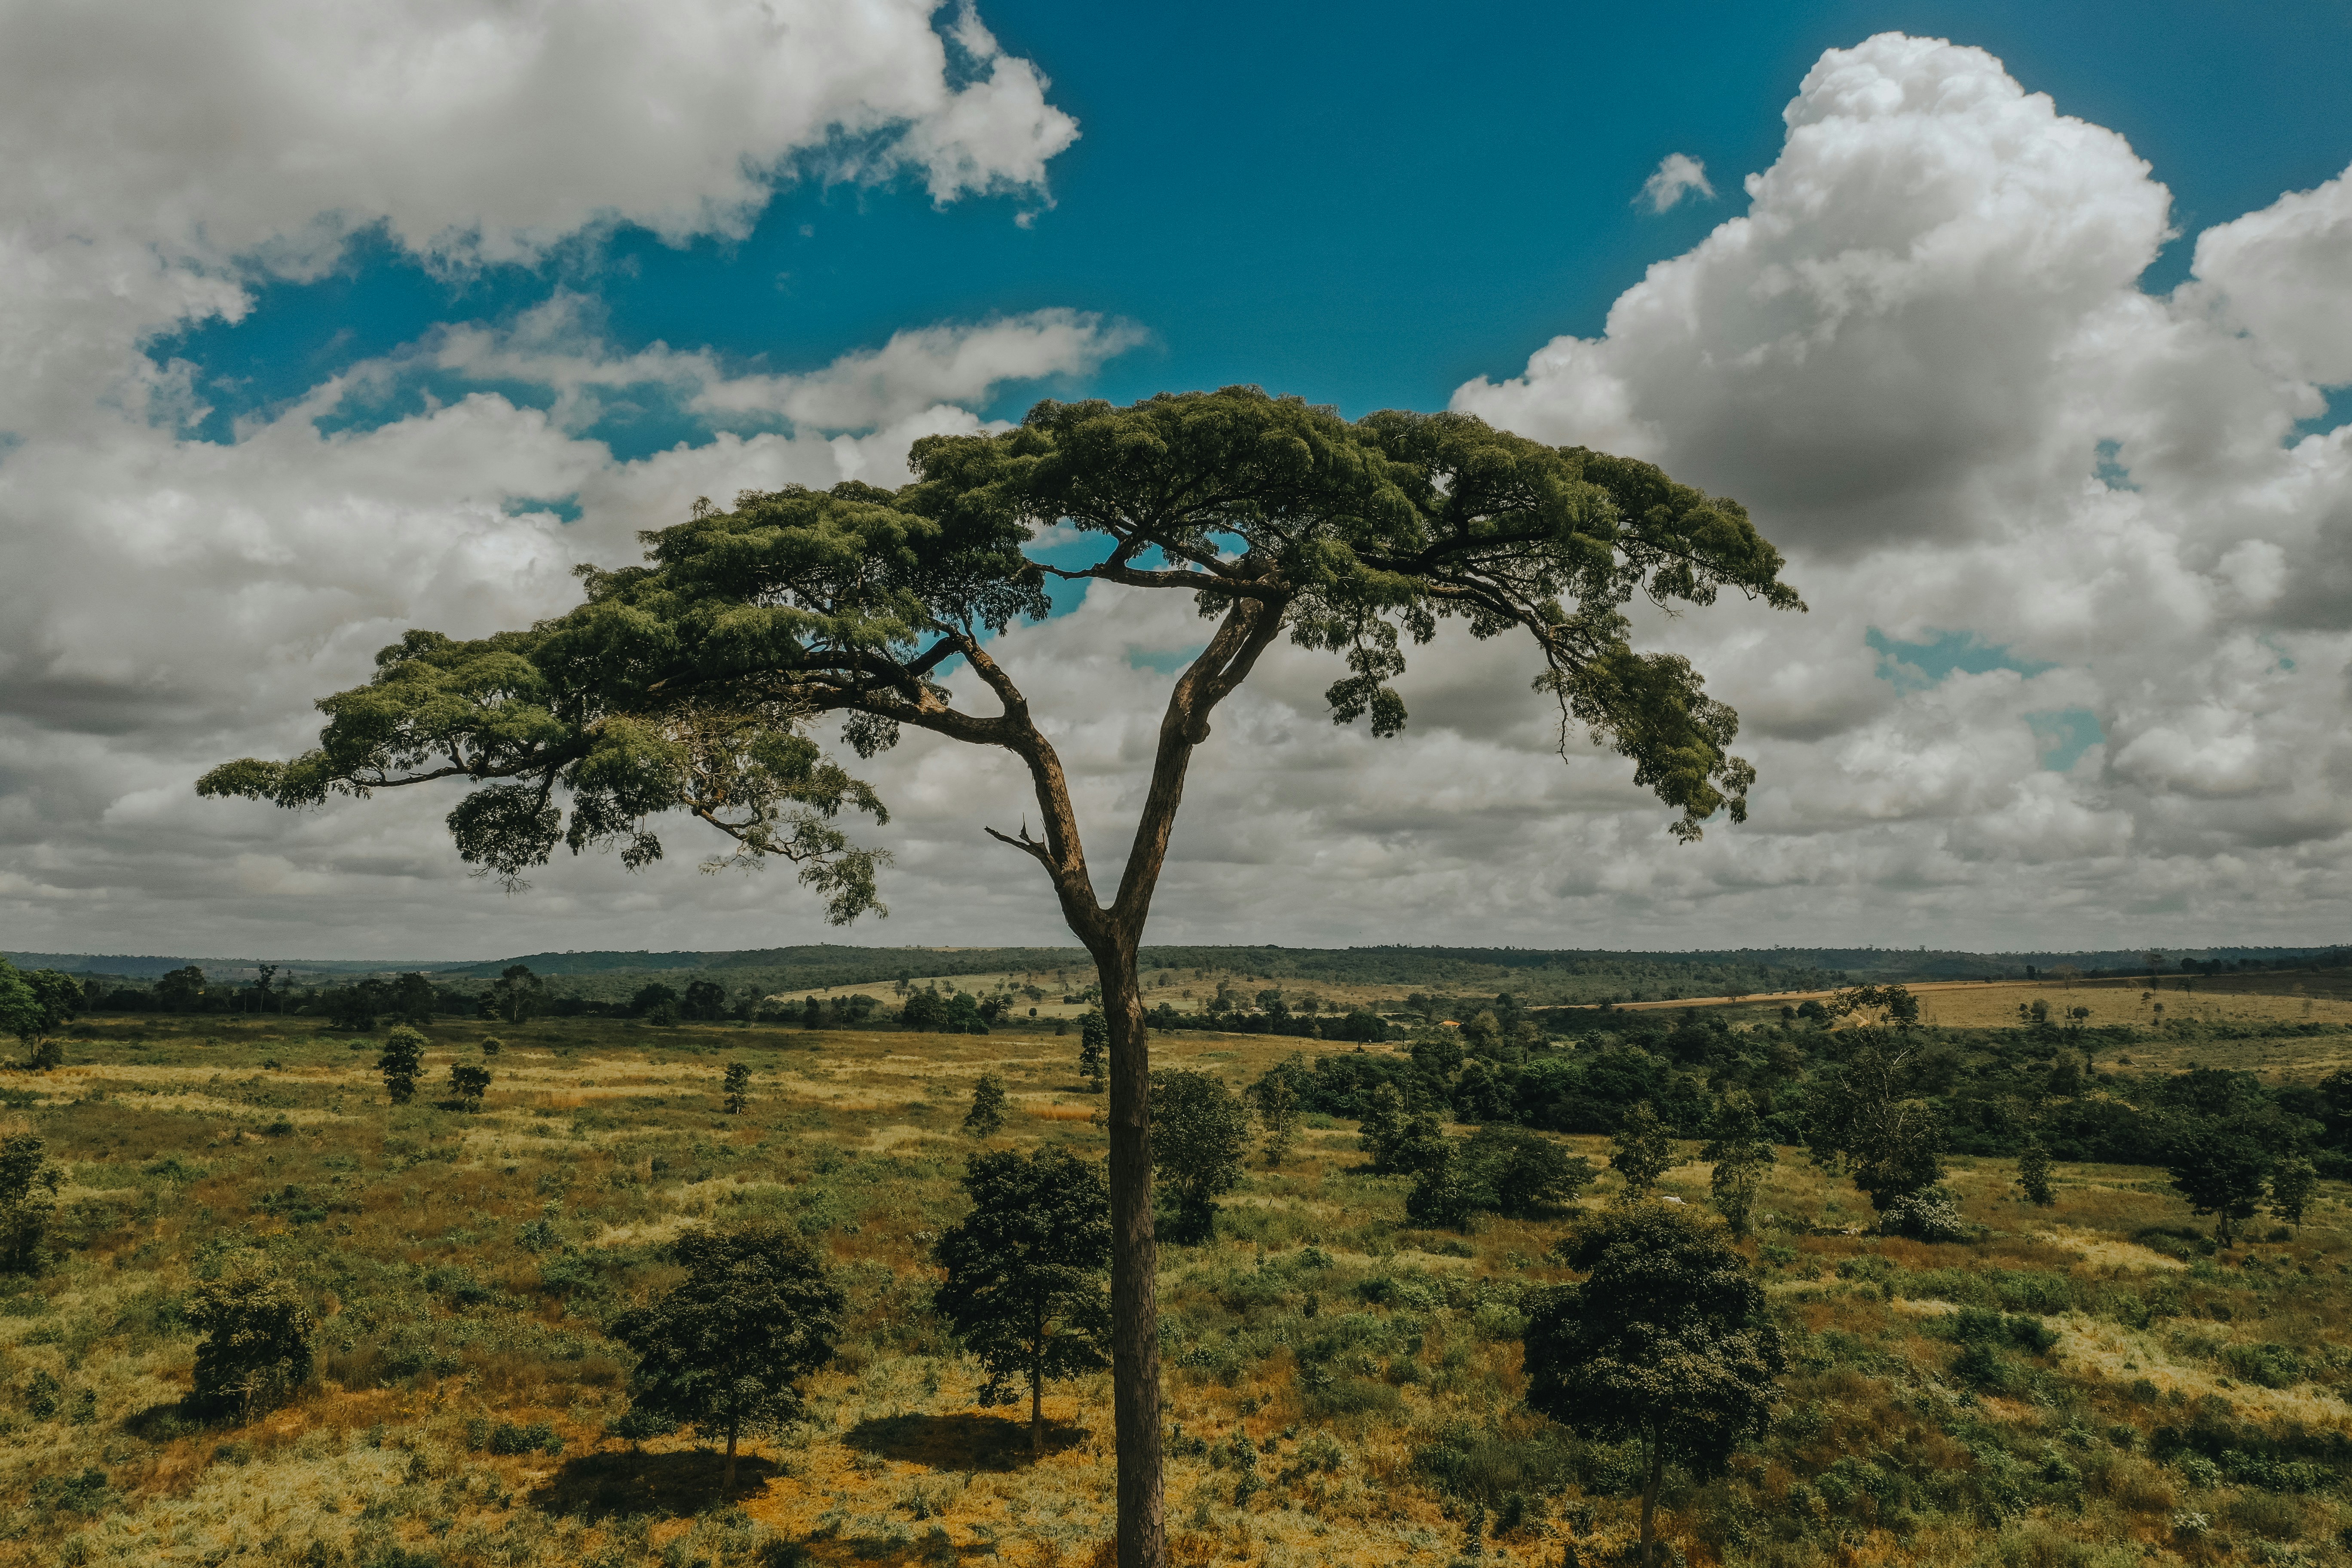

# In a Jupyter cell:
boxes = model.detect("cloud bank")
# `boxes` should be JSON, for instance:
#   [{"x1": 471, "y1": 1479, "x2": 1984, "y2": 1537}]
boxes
[
  {"x1": 1446, "y1": 32, "x2": 2352, "y2": 948},
  {"x1": 2, "y1": 26, "x2": 2346, "y2": 959}
]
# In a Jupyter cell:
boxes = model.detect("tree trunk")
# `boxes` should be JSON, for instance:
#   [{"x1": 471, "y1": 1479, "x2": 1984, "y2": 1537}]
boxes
[
  {"x1": 724, "y1": 1421, "x2": 738, "y2": 1497},
  {"x1": 1032, "y1": 1334, "x2": 1046, "y2": 1456},
  {"x1": 1095, "y1": 937, "x2": 1163, "y2": 1568},
  {"x1": 1639, "y1": 1440, "x2": 1662, "y2": 1568}
]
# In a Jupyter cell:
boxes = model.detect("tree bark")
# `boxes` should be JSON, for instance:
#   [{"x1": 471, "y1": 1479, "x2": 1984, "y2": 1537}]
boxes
[
  {"x1": 724, "y1": 1421, "x2": 738, "y2": 1497},
  {"x1": 1094, "y1": 931, "x2": 1162, "y2": 1568}
]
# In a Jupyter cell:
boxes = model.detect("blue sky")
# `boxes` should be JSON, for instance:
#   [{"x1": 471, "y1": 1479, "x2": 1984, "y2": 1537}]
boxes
[
  {"x1": 163, "y1": 0, "x2": 2352, "y2": 453},
  {"x1": 8, "y1": 0, "x2": 2351, "y2": 956}
]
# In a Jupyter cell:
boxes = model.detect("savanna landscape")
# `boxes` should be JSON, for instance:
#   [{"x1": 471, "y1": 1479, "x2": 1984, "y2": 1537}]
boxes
[{"x1": 5, "y1": 953, "x2": 2352, "y2": 1568}]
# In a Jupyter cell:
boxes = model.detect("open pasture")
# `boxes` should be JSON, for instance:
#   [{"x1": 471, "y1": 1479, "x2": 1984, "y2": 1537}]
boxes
[
  {"x1": 1601, "y1": 970, "x2": 2352, "y2": 1041},
  {"x1": 4, "y1": 1013, "x2": 2352, "y2": 1567}
]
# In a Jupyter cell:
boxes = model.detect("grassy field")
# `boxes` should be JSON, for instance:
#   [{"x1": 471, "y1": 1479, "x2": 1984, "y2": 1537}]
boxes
[
  {"x1": 1602, "y1": 971, "x2": 2352, "y2": 1036},
  {"x1": 762, "y1": 966, "x2": 1424, "y2": 1024},
  {"x1": 5, "y1": 1012, "x2": 2352, "y2": 1567}
]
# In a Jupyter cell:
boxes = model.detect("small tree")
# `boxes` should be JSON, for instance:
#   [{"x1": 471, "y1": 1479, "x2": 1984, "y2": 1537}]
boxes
[
  {"x1": 487, "y1": 964, "x2": 544, "y2": 1026},
  {"x1": 0, "y1": 959, "x2": 80, "y2": 1069},
  {"x1": 2269, "y1": 1153, "x2": 2318, "y2": 1235},
  {"x1": 610, "y1": 1224, "x2": 845, "y2": 1494},
  {"x1": 156, "y1": 965, "x2": 206, "y2": 1012},
  {"x1": 1610, "y1": 1102, "x2": 1675, "y2": 1201},
  {"x1": 1358, "y1": 1082, "x2": 1446, "y2": 1176},
  {"x1": 1525, "y1": 1206, "x2": 1783, "y2": 1567},
  {"x1": 965, "y1": 1073, "x2": 1009, "y2": 1139},
  {"x1": 1462, "y1": 1124, "x2": 1594, "y2": 1217},
  {"x1": 377, "y1": 1025, "x2": 425, "y2": 1105},
  {"x1": 1406, "y1": 1149, "x2": 1478, "y2": 1230},
  {"x1": 0, "y1": 1134, "x2": 61, "y2": 1273},
  {"x1": 390, "y1": 971, "x2": 437, "y2": 1026},
  {"x1": 1249, "y1": 1065, "x2": 1302, "y2": 1167},
  {"x1": 1700, "y1": 1092, "x2": 1775, "y2": 1238},
  {"x1": 1149, "y1": 1070, "x2": 1249, "y2": 1241},
  {"x1": 934, "y1": 1147, "x2": 1113, "y2": 1455},
  {"x1": 1805, "y1": 1031, "x2": 1942, "y2": 1211},
  {"x1": 187, "y1": 1252, "x2": 315, "y2": 1421},
  {"x1": 723, "y1": 1062, "x2": 752, "y2": 1114},
  {"x1": 1078, "y1": 1009, "x2": 1109, "y2": 1093},
  {"x1": 2015, "y1": 1133, "x2": 2055, "y2": 1207},
  {"x1": 2166, "y1": 1118, "x2": 2271, "y2": 1247},
  {"x1": 448, "y1": 1063, "x2": 490, "y2": 1110},
  {"x1": 480, "y1": 1035, "x2": 503, "y2": 1057}
]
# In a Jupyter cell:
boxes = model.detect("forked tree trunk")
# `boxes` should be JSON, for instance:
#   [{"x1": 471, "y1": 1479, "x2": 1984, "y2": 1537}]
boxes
[{"x1": 954, "y1": 595, "x2": 1283, "y2": 1568}]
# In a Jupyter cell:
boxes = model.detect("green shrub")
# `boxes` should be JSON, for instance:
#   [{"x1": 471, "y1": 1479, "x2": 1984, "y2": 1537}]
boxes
[
  {"x1": 1306, "y1": 1375, "x2": 1402, "y2": 1418},
  {"x1": 1951, "y1": 1308, "x2": 2057, "y2": 1355},
  {"x1": 2220, "y1": 1343, "x2": 2304, "y2": 1390},
  {"x1": 187, "y1": 1252, "x2": 314, "y2": 1420},
  {"x1": 1412, "y1": 1423, "x2": 1579, "y2": 1506},
  {"x1": 30, "y1": 1467, "x2": 113, "y2": 1515},
  {"x1": 1953, "y1": 1340, "x2": 2019, "y2": 1391},
  {"x1": 486, "y1": 1419, "x2": 563, "y2": 1455}
]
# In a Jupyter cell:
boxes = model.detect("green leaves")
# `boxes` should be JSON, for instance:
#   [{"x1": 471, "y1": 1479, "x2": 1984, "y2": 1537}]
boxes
[
  {"x1": 1524, "y1": 1204, "x2": 1783, "y2": 1476},
  {"x1": 204, "y1": 388, "x2": 1802, "y2": 931},
  {"x1": 931, "y1": 1147, "x2": 1112, "y2": 1414},
  {"x1": 610, "y1": 1224, "x2": 846, "y2": 1442}
]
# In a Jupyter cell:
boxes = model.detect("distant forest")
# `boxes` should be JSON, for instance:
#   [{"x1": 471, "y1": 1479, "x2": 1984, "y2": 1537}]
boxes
[{"x1": 12, "y1": 940, "x2": 2347, "y2": 1013}]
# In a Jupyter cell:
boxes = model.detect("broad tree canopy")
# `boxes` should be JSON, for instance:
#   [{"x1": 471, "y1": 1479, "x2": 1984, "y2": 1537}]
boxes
[{"x1": 200, "y1": 391, "x2": 1799, "y2": 925}]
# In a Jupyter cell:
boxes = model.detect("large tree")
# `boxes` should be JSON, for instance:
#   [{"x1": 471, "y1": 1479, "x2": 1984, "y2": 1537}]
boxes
[
  {"x1": 1149, "y1": 1069, "x2": 1250, "y2": 1241},
  {"x1": 609, "y1": 1224, "x2": 845, "y2": 1494},
  {"x1": 197, "y1": 390, "x2": 1798, "y2": 1567},
  {"x1": 1524, "y1": 1205, "x2": 1784, "y2": 1567},
  {"x1": 933, "y1": 1146, "x2": 1114, "y2": 1455},
  {"x1": 1804, "y1": 1029, "x2": 1943, "y2": 1211},
  {"x1": 2165, "y1": 1118, "x2": 2271, "y2": 1247}
]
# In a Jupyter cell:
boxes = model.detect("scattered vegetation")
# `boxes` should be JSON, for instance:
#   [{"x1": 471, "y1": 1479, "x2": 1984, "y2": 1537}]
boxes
[{"x1": 2, "y1": 977, "x2": 2350, "y2": 1567}]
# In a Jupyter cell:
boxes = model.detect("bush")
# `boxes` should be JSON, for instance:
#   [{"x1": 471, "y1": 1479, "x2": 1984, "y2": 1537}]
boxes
[
  {"x1": 1405, "y1": 1155, "x2": 1477, "y2": 1231},
  {"x1": 187, "y1": 1252, "x2": 314, "y2": 1420},
  {"x1": 1953, "y1": 1340, "x2": 2019, "y2": 1392},
  {"x1": 1878, "y1": 1188, "x2": 1969, "y2": 1243},
  {"x1": 2220, "y1": 1343, "x2": 2305, "y2": 1390},
  {"x1": 1952, "y1": 1308, "x2": 2058, "y2": 1355},
  {"x1": 30, "y1": 1466, "x2": 113, "y2": 1516},
  {"x1": 485, "y1": 1419, "x2": 563, "y2": 1455},
  {"x1": 1413, "y1": 1423, "x2": 1579, "y2": 1507},
  {"x1": 0, "y1": 1133, "x2": 61, "y2": 1273},
  {"x1": 1460, "y1": 1125, "x2": 1594, "y2": 1217},
  {"x1": 1305, "y1": 1374, "x2": 1403, "y2": 1419},
  {"x1": 377, "y1": 1026, "x2": 426, "y2": 1104}
]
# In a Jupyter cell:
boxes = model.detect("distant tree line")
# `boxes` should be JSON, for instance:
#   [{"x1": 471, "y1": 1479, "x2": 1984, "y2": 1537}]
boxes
[{"x1": 1272, "y1": 991, "x2": 2352, "y2": 1203}]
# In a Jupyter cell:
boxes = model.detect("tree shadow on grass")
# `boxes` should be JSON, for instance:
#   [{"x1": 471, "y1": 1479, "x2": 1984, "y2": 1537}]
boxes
[
  {"x1": 523, "y1": 1447, "x2": 784, "y2": 1520},
  {"x1": 843, "y1": 1411, "x2": 1087, "y2": 1471}
]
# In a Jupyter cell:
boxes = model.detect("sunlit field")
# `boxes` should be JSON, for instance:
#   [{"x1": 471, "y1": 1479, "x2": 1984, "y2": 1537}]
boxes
[{"x1": 6, "y1": 1010, "x2": 2352, "y2": 1567}]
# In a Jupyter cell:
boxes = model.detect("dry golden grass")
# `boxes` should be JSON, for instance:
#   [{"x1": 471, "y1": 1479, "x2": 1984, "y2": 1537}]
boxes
[
  {"x1": 1611, "y1": 969, "x2": 2352, "y2": 1032},
  {"x1": 7, "y1": 1009, "x2": 2352, "y2": 1567}
]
